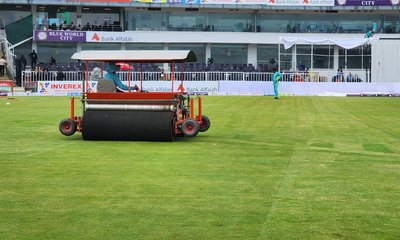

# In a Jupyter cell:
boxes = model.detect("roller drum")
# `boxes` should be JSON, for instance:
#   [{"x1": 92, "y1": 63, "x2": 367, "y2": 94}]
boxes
[{"x1": 82, "y1": 110, "x2": 176, "y2": 141}]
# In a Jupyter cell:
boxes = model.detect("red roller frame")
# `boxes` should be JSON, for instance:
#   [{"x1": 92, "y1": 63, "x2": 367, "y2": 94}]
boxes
[{"x1": 66, "y1": 52, "x2": 207, "y2": 137}]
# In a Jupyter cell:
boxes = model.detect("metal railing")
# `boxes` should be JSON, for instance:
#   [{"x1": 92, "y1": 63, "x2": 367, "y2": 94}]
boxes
[{"x1": 21, "y1": 69, "x2": 370, "y2": 89}]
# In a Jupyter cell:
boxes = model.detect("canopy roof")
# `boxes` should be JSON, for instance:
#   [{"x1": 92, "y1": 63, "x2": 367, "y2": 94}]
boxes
[
  {"x1": 280, "y1": 36, "x2": 380, "y2": 50},
  {"x1": 71, "y1": 50, "x2": 197, "y2": 63}
]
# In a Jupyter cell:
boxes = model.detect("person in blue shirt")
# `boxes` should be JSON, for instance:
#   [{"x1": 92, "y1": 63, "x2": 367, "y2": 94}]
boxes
[
  {"x1": 365, "y1": 28, "x2": 375, "y2": 38},
  {"x1": 272, "y1": 68, "x2": 282, "y2": 99},
  {"x1": 104, "y1": 62, "x2": 138, "y2": 92}
]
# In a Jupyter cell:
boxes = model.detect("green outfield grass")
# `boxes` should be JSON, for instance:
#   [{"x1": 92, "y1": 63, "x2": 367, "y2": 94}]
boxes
[{"x1": 0, "y1": 96, "x2": 399, "y2": 239}]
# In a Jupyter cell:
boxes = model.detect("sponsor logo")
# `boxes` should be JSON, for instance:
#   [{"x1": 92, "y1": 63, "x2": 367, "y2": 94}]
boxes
[
  {"x1": 92, "y1": 33, "x2": 100, "y2": 41},
  {"x1": 37, "y1": 32, "x2": 47, "y2": 40},
  {"x1": 39, "y1": 82, "x2": 50, "y2": 94}
]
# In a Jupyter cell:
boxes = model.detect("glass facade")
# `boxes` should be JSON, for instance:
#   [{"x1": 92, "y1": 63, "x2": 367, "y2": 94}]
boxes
[
  {"x1": 126, "y1": 10, "x2": 165, "y2": 31},
  {"x1": 126, "y1": 43, "x2": 164, "y2": 50},
  {"x1": 211, "y1": 44, "x2": 247, "y2": 64},
  {"x1": 36, "y1": 5, "x2": 77, "y2": 30},
  {"x1": 257, "y1": 45, "x2": 278, "y2": 63},
  {"x1": 313, "y1": 45, "x2": 333, "y2": 69},
  {"x1": 168, "y1": 12, "x2": 206, "y2": 32},
  {"x1": 209, "y1": 13, "x2": 254, "y2": 32},
  {"x1": 124, "y1": 10, "x2": 400, "y2": 34},
  {"x1": 339, "y1": 45, "x2": 371, "y2": 70},
  {"x1": 81, "y1": 7, "x2": 120, "y2": 29},
  {"x1": 37, "y1": 42, "x2": 77, "y2": 64},
  {"x1": 169, "y1": 44, "x2": 206, "y2": 63},
  {"x1": 279, "y1": 45, "x2": 292, "y2": 71},
  {"x1": 296, "y1": 45, "x2": 311, "y2": 70},
  {"x1": 82, "y1": 43, "x2": 121, "y2": 51}
]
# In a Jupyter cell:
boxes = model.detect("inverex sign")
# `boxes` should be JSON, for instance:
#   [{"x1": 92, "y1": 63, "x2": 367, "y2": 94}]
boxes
[
  {"x1": 86, "y1": 32, "x2": 135, "y2": 43},
  {"x1": 36, "y1": 81, "x2": 218, "y2": 96},
  {"x1": 37, "y1": 81, "x2": 98, "y2": 96}
]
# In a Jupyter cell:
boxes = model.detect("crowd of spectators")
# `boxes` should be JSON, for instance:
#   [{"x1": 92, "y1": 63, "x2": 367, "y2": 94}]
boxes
[{"x1": 36, "y1": 21, "x2": 123, "y2": 32}]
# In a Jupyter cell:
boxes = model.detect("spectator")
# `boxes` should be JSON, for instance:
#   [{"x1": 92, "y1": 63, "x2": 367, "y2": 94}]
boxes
[
  {"x1": 42, "y1": 67, "x2": 50, "y2": 80},
  {"x1": 365, "y1": 28, "x2": 375, "y2": 38},
  {"x1": 347, "y1": 72, "x2": 353, "y2": 82},
  {"x1": 90, "y1": 67, "x2": 102, "y2": 81},
  {"x1": 84, "y1": 22, "x2": 91, "y2": 31},
  {"x1": 61, "y1": 21, "x2": 68, "y2": 30},
  {"x1": 354, "y1": 73, "x2": 362, "y2": 82},
  {"x1": 49, "y1": 57, "x2": 56, "y2": 65},
  {"x1": 335, "y1": 67, "x2": 344, "y2": 82},
  {"x1": 304, "y1": 67, "x2": 310, "y2": 82},
  {"x1": 34, "y1": 65, "x2": 42, "y2": 81},
  {"x1": 76, "y1": 24, "x2": 82, "y2": 31},
  {"x1": 70, "y1": 22, "x2": 76, "y2": 30},
  {"x1": 20, "y1": 55, "x2": 27, "y2": 71},
  {"x1": 15, "y1": 56, "x2": 22, "y2": 86},
  {"x1": 56, "y1": 68, "x2": 65, "y2": 81},
  {"x1": 160, "y1": 68, "x2": 167, "y2": 80},
  {"x1": 29, "y1": 50, "x2": 38, "y2": 69},
  {"x1": 0, "y1": 56, "x2": 6, "y2": 76}
]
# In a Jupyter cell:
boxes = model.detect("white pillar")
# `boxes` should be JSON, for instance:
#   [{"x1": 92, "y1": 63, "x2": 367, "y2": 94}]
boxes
[
  {"x1": 334, "y1": 46, "x2": 339, "y2": 71},
  {"x1": 31, "y1": 5, "x2": 37, "y2": 52},
  {"x1": 248, "y1": 44, "x2": 257, "y2": 67},
  {"x1": 205, "y1": 43, "x2": 211, "y2": 64},
  {"x1": 292, "y1": 45, "x2": 297, "y2": 71},
  {"x1": 163, "y1": 44, "x2": 169, "y2": 70}
]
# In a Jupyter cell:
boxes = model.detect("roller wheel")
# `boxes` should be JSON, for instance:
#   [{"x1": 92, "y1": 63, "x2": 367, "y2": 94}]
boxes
[
  {"x1": 59, "y1": 118, "x2": 77, "y2": 136},
  {"x1": 181, "y1": 119, "x2": 199, "y2": 137},
  {"x1": 199, "y1": 115, "x2": 211, "y2": 132}
]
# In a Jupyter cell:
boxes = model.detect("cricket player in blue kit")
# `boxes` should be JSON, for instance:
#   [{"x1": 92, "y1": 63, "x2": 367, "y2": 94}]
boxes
[{"x1": 273, "y1": 69, "x2": 282, "y2": 99}]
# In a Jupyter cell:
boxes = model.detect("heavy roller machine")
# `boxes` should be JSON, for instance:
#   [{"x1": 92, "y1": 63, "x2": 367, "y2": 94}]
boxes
[{"x1": 59, "y1": 50, "x2": 210, "y2": 141}]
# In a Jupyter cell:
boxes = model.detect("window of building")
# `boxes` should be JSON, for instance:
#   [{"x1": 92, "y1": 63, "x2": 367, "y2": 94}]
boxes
[
  {"x1": 258, "y1": 14, "x2": 291, "y2": 33},
  {"x1": 37, "y1": 42, "x2": 77, "y2": 64},
  {"x1": 126, "y1": 43, "x2": 164, "y2": 50},
  {"x1": 211, "y1": 44, "x2": 247, "y2": 64},
  {"x1": 296, "y1": 45, "x2": 311, "y2": 70},
  {"x1": 339, "y1": 46, "x2": 370, "y2": 69},
  {"x1": 168, "y1": 12, "x2": 206, "y2": 32},
  {"x1": 36, "y1": 5, "x2": 77, "y2": 30},
  {"x1": 383, "y1": 15, "x2": 400, "y2": 33},
  {"x1": 313, "y1": 45, "x2": 333, "y2": 69},
  {"x1": 257, "y1": 45, "x2": 279, "y2": 70},
  {"x1": 209, "y1": 13, "x2": 254, "y2": 32},
  {"x1": 126, "y1": 10, "x2": 164, "y2": 31},
  {"x1": 82, "y1": 43, "x2": 121, "y2": 51},
  {"x1": 169, "y1": 44, "x2": 206, "y2": 63},
  {"x1": 81, "y1": 6, "x2": 120, "y2": 30},
  {"x1": 279, "y1": 45, "x2": 292, "y2": 71}
]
